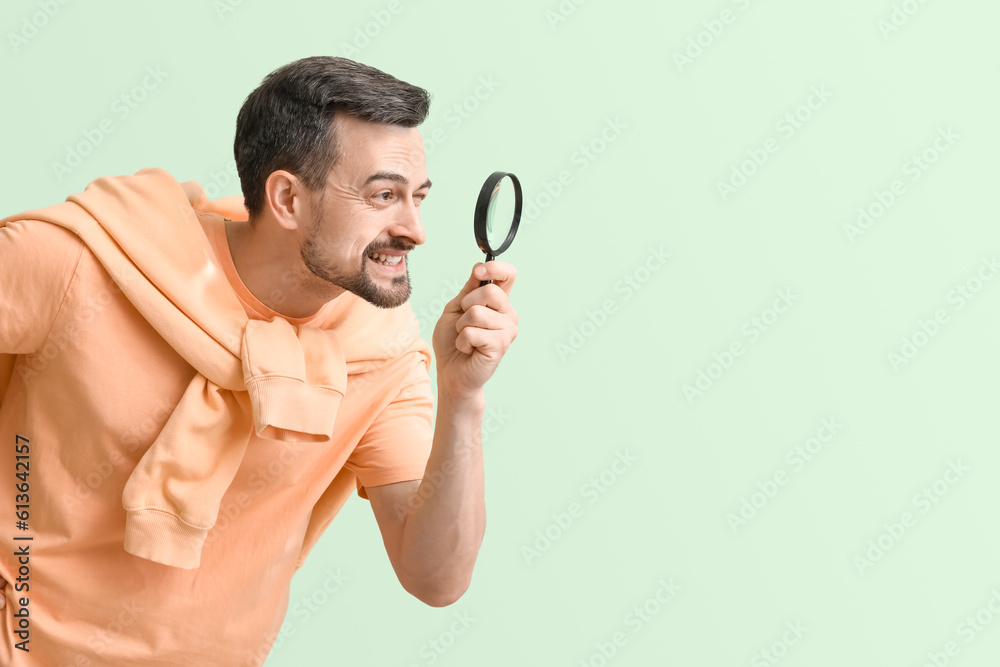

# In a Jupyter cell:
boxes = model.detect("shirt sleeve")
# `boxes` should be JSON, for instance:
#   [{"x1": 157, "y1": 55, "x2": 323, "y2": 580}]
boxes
[
  {"x1": 0, "y1": 219, "x2": 85, "y2": 354},
  {"x1": 345, "y1": 350, "x2": 435, "y2": 499}
]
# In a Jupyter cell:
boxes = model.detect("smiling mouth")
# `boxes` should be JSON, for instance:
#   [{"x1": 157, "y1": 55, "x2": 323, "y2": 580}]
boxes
[{"x1": 367, "y1": 252, "x2": 405, "y2": 266}]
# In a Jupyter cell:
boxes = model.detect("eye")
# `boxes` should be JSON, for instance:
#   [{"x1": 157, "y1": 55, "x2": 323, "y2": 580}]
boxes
[{"x1": 377, "y1": 191, "x2": 393, "y2": 202}]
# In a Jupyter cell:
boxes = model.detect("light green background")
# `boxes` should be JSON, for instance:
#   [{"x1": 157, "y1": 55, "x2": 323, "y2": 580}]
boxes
[{"x1": 3, "y1": 0, "x2": 999, "y2": 665}]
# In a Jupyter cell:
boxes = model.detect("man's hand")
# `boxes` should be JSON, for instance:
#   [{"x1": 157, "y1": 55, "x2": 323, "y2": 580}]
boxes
[{"x1": 432, "y1": 260, "x2": 518, "y2": 399}]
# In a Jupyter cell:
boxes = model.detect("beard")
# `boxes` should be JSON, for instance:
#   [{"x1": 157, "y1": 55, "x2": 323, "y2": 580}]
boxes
[{"x1": 299, "y1": 207, "x2": 413, "y2": 310}]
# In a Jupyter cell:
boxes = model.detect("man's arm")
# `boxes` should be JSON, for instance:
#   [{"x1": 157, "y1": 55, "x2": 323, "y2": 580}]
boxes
[
  {"x1": 365, "y1": 260, "x2": 517, "y2": 607},
  {"x1": 366, "y1": 390, "x2": 485, "y2": 607}
]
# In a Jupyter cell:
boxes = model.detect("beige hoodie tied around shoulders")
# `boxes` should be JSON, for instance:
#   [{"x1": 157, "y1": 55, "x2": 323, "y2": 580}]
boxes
[{"x1": 0, "y1": 167, "x2": 430, "y2": 569}]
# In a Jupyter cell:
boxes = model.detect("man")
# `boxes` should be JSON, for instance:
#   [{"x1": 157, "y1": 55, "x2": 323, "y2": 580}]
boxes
[{"x1": 0, "y1": 56, "x2": 517, "y2": 665}]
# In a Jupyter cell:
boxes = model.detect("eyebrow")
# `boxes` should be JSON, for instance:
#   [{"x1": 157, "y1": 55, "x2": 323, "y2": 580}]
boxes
[{"x1": 364, "y1": 171, "x2": 432, "y2": 190}]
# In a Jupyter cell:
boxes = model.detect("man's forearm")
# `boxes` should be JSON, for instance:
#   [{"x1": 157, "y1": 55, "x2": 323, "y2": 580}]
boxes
[{"x1": 397, "y1": 387, "x2": 487, "y2": 606}]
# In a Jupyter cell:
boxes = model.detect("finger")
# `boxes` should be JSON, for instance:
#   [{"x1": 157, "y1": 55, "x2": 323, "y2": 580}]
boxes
[
  {"x1": 460, "y1": 284, "x2": 518, "y2": 322},
  {"x1": 454, "y1": 304, "x2": 517, "y2": 335},
  {"x1": 473, "y1": 260, "x2": 517, "y2": 295},
  {"x1": 445, "y1": 262, "x2": 501, "y2": 313},
  {"x1": 455, "y1": 325, "x2": 515, "y2": 358},
  {"x1": 445, "y1": 261, "x2": 517, "y2": 317}
]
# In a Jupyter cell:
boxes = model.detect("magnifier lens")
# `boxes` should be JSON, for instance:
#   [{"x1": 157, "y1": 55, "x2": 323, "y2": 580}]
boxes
[
  {"x1": 485, "y1": 176, "x2": 517, "y2": 251},
  {"x1": 473, "y1": 171, "x2": 521, "y2": 286}
]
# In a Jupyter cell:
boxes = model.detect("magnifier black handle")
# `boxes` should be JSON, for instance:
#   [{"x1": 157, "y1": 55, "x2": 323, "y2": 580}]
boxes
[{"x1": 479, "y1": 252, "x2": 495, "y2": 287}]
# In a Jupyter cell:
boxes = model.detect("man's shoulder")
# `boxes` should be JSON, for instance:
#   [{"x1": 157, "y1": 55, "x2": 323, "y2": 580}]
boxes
[
  {"x1": 1, "y1": 216, "x2": 85, "y2": 247},
  {"x1": 0, "y1": 218, "x2": 87, "y2": 278}
]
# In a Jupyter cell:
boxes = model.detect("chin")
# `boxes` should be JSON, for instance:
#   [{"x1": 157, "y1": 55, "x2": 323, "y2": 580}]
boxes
[{"x1": 354, "y1": 270, "x2": 411, "y2": 309}]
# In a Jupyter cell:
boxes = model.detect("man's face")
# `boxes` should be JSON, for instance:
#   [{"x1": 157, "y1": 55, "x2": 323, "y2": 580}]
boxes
[{"x1": 299, "y1": 114, "x2": 430, "y2": 309}]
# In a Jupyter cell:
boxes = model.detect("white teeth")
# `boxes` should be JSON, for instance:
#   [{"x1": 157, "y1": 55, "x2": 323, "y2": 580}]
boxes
[{"x1": 368, "y1": 252, "x2": 402, "y2": 266}]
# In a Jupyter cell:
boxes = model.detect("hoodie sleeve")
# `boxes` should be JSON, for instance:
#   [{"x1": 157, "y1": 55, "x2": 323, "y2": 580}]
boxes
[
  {"x1": 346, "y1": 350, "x2": 435, "y2": 499},
  {"x1": 0, "y1": 220, "x2": 85, "y2": 354}
]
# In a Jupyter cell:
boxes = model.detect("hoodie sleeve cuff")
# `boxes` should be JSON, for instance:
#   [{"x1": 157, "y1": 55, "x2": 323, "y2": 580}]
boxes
[
  {"x1": 244, "y1": 375, "x2": 343, "y2": 442},
  {"x1": 241, "y1": 319, "x2": 347, "y2": 442},
  {"x1": 123, "y1": 508, "x2": 210, "y2": 570}
]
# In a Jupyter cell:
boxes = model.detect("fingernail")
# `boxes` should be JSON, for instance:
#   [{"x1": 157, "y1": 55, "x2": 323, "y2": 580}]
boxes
[{"x1": 475, "y1": 266, "x2": 486, "y2": 278}]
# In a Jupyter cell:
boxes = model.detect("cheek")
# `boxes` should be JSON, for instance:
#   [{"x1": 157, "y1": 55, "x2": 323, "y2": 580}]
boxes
[
  {"x1": 354, "y1": 236, "x2": 380, "y2": 258},
  {"x1": 348, "y1": 244, "x2": 373, "y2": 271}
]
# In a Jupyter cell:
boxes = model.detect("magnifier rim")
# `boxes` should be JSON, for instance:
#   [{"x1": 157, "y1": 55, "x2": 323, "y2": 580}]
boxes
[{"x1": 474, "y1": 171, "x2": 522, "y2": 257}]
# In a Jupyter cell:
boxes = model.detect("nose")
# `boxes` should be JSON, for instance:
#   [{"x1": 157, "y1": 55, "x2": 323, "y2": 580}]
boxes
[{"x1": 391, "y1": 199, "x2": 426, "y2": 246}]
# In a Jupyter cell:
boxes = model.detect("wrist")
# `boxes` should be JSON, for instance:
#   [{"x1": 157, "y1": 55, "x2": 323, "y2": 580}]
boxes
[
  {"x1": 436, "y1": 381, "x2": 486, "y2": 410},
  {"x1": 432, "y1": 386, "x2": 486, "y2": 453},
  {"x1": 436, "y1": 386, "x2": 486, "y2": 414}
]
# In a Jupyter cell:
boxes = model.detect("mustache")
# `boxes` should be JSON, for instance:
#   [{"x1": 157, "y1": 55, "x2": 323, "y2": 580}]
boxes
[{"x1": 366, "y1": 239, "x2": 414, "y2": 254}]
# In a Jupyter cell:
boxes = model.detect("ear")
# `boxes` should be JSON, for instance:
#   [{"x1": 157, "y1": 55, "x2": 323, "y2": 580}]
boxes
[{"x1": 263, "y1": 170, "x2": 310, "y2": 231}]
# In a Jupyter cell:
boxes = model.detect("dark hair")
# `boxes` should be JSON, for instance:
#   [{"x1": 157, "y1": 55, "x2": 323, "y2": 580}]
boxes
[{"x1": 234, "y1": 56, "x2": 431, "y2": 219}]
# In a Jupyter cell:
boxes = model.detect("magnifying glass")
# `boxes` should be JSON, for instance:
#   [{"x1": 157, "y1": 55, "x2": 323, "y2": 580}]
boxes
[{"x1": 474, "y1": 171, "x2": 522, "y2": 286}]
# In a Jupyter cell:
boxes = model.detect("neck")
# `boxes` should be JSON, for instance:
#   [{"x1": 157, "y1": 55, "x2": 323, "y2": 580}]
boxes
[{"x1": 224, "y1": 219, "x2": 344, "y2": 319}]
